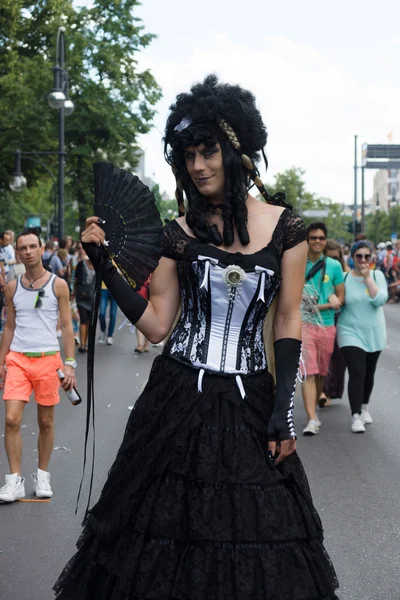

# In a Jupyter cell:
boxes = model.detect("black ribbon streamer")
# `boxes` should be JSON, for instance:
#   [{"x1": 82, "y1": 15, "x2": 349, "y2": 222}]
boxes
[{"x1": 75, "y1": 262, "x2": 103, "y2": 522}]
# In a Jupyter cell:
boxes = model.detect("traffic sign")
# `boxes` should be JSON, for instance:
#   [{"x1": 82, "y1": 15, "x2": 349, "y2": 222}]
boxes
[{"x1": 302, "y1": 209, "x2": 329, "y2": 218}]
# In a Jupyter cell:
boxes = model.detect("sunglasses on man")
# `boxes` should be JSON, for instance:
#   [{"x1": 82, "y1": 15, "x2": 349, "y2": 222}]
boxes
[
  {"x1": 308, "y1": 236, "x2": 326, "y2": 241},
  {"x1": 34, "y1": 289, "x2": 45, "y2": 309}
]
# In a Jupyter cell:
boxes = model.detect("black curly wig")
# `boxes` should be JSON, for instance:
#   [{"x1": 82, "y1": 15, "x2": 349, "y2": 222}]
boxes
[{"x1": 164, "y1": 75, "x2": 268, "y2": 246}]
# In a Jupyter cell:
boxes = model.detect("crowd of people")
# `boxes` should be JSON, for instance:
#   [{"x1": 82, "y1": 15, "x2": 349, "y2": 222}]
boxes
[
  {"x1": 300, "y1": 224, "x2": 395, "y2": 435},
  {"x1": 0, "y1": 76, "x2": 398, "y2": 600},
  {"x1": 0, "y1": 232, "x2": 125, "y2": 353}
]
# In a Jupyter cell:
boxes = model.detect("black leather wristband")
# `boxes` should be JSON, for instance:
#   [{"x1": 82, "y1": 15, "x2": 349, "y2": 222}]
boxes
[{"x1": 267, "y1": 338, "x2": 301, "y2": 442}]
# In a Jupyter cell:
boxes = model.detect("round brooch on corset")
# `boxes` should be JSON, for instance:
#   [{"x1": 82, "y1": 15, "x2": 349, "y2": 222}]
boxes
[{"x1": 222, "y1": 265, "x2": 246, "y2": 301}]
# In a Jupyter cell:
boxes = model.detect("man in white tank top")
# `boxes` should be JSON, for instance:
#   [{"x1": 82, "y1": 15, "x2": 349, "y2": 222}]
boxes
[{"x1": 0, "y1": 228, "x2": 77, "y2": 503}]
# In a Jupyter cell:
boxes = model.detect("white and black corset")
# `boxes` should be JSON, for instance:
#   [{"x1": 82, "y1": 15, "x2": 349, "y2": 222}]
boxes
[
  {"x1": 163, "y1": 257, "x2": 280, "y2": 375},
  {"x1": 162, "y1": 209, "x2": 307, "y2": 387}
]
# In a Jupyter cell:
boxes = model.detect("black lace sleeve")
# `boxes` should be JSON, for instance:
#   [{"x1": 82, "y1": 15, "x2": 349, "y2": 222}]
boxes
[
  {"x1": 281, "y1": 211, "x2": 307, "y2": 253},
  {"x1": 163, "y1": 220, "x2": 194, "y2": 260}
]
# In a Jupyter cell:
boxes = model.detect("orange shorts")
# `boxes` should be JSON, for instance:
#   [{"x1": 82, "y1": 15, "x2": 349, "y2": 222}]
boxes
[{"x1": 3, "y1": 351, "x2": 63, "y2": 406}]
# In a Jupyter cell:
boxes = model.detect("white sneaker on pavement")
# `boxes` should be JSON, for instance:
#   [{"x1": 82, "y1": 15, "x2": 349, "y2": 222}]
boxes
[
  {"x1": 351, "y1": 414, "x2": 366, "y2": 433},
  {"x1": 98, "y1": 332, "x2": 106, "y2": 344},
  {"x1": 32, "y1": 468, "x2": 53, "y2": 498},
  {"x1": 361, "y1": 405, "x2": 373, "y2": 424},
  {"x1": 106, "y1": 337, "x2": 113, "y2": 346},
  {"x1": 302, "y1": 420, "x2": 320, "y2": 436},
  {"x1": 0, "y1": 473, "x2": 25, "y2": 502}
]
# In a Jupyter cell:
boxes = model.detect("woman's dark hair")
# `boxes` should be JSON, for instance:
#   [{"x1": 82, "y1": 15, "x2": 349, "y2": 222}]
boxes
[
  {"x1": 306, "y1": 222, "x2": 328, "y2": 238},
  {"x1": 16, "y1": 227, "x2": 42, "y2": 249},
  {"x1": 350, "y1": 240, "x2": 373, "y2": 258},
  {"x1": 324, "y1": 239, "x2": 346, "y2": 271},
  {"x1": 163, "y1": 75, "x2": 268, "y2": 246}
]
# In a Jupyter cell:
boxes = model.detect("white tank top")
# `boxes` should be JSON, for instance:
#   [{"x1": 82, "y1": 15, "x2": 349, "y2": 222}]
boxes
[{"x1": 10, "y1": 274, "x2": 60, "y2": 353}]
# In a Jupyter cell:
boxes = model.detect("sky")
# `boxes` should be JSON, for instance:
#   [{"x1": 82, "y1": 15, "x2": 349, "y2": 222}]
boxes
[{"x1": 84, "y1": 0, "x2": 400, "y2": 204}]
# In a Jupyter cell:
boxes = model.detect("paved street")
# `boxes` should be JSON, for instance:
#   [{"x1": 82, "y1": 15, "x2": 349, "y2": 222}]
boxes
[{"x1": 1, "y1": 307, "x2": 399, "y2": 600}]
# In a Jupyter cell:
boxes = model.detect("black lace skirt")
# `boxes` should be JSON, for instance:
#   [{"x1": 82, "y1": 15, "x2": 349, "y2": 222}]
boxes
[{"x1": 54, "y1": 355, "x2": 339, "y2": 600}]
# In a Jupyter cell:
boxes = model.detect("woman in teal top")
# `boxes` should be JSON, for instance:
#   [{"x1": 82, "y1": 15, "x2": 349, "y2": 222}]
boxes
[{"x1": 337, "y1": 241, "x2": 388, "y2": 433}]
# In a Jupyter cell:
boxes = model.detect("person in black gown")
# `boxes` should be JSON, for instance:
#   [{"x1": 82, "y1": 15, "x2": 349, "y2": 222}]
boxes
[{"x1": 54, "y1": 75, "x2": 339, "y2": 599}]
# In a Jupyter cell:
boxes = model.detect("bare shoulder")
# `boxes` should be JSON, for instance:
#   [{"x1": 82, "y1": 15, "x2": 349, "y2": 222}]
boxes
[
  {"x1": 54, "y1": 276, "x2": 70, "y2": 297},
  {"x1": 175, "y1": 216, "x2": 195, "y2": 238},
  {"x1": 247, "y1": 196, "x2": 286, "y2": 223},
  {"x1": 5, "y1": 279, "x2": 17, "y2": 299}
]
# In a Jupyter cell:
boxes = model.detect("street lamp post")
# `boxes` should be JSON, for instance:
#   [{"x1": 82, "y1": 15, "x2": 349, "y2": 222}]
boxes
[
  {"x1": 353, "y1": 135, "x2": 358, "y2": 237},
  {"x1": 47, "y1": 26, "x2": 74, "y2": 240}
]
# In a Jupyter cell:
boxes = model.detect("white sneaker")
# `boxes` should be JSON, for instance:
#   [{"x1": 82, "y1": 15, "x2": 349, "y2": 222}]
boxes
[
  {"x1": 361, "y1": 405, "x2": 373, "y2": 424},
  {"x1": 315, "y1": 416, "x2": 322, "y2": 427},
  {"x1": 98, "y1": 332, "x2": 106, "y2": 344},
  {"x1": 351, "y1": 414, "x2": 366, "y2": 433},
  {"x1": 0, "y1": 473, "x2": 25, "y2": 502},
  {"x1": 303, "y1": 420, "x2": 320, "y2": 436},
  {"x1": 32, "y1": 468, "x2": 53, "y2": 498},
  {"x1": 106, "y1": 337, "x2": 113, "y2": 346}
]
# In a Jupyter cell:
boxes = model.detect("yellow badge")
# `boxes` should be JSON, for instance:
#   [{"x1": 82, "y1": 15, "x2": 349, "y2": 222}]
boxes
[
  {"x1": 365, "y1": 288, "x2": 370, "y2": 296},
  {"x1": 323, "y1": 274, "x2": 330, "y2": 283}
]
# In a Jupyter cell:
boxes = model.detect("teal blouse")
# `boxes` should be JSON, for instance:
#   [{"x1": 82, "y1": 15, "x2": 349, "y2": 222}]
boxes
[{"x1": 337, "y1": 270, "x2": 388, "y2": 352}]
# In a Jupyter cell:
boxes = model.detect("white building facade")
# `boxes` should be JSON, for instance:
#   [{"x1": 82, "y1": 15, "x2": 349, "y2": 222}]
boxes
[{"x1": 373, "y1": 169, "x2": 400, "y2": 211}]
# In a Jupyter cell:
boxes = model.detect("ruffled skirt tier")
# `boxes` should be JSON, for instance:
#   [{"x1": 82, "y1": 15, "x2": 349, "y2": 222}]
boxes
[{"x1": 54, "y1": 356, "x2": 338, "y2": 599}]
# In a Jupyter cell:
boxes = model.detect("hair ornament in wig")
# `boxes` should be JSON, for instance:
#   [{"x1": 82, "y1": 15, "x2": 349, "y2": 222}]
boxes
[
  {"x1": 164, "y1": 74, "x2": 291, "y2": 247},
  {"x1": 174, "y1": 117, "x2": 193, "y2": 132},
  {"x1": 350, "y1": 239, "x2": 374, "y2": 257}
]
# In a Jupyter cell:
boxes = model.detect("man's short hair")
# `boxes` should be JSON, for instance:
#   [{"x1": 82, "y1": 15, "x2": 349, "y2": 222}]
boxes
[
  {"x1": 306, "y1": 222, "x2": 328, "y2": 238},
  {"x1": 16, "y1": 227, "x2": 42, "y2": 249},
  {"x1": 45, "y1": 240, "x2": 55, "y2": 251}
]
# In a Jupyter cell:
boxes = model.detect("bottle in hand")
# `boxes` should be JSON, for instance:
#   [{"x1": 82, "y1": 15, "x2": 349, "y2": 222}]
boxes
[{"x1": 57, "y1": 369, "x2": 82, "y2": 406}]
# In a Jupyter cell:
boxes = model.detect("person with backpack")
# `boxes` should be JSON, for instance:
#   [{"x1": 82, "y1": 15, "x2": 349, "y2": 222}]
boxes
[
  {"x1": 337, "y1": 240, "x2": 388, "y2": 433},
  {"x1": 42, "y1": 241, "x2": 65, "y2": 278},
  {"x1": 74, "y1": 251, "x2": 96, "y2": 353},
  {"x1": 301, "y1": 222, "x2": 345, "y2": 436}
]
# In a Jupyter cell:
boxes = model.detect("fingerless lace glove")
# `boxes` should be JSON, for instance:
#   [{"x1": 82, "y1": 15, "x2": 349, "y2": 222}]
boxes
[
  {"x1": 267, "y1": 338, "x2": 301, "y2": 442},
  {"x1": 82, "y1": 242, "x2": 148, "y2": 325}
]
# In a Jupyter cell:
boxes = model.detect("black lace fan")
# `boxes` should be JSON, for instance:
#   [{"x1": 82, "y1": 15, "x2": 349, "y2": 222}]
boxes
[
  {"x1": 76, "y1": 163, "x2": 164, "y2": 519},
  {"x1": 93, "y1": 162, "x2": 164, "y2": 290}
]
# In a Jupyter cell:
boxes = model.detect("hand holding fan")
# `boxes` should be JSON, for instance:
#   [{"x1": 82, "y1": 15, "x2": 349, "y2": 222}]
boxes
[{"x1": 93, "y1": 161, "x2": 164, "y2": 290}]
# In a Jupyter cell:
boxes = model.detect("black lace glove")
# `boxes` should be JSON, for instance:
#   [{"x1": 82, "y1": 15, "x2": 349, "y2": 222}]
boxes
[
  {"x1": 82, "y1": 242, "x2": 148, "y2": 325},
  {"x1": 267, "y1": 338, "x2": 301, "y2": 442}
]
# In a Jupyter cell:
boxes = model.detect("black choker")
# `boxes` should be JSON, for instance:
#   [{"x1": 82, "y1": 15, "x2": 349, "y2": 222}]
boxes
[{"x1": 208, "y1": 203, "x2": 224, "y2": 219}]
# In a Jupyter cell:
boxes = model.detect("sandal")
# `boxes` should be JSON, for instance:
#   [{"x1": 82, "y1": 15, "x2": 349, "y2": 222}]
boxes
[{"x1": 135, "y1": 346, "x2": 144, "y2": 353}]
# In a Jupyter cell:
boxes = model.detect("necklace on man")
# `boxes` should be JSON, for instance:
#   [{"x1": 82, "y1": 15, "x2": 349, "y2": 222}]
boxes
[{"x1": 26, "y1": 271, "x2": 47, "y2": 289}]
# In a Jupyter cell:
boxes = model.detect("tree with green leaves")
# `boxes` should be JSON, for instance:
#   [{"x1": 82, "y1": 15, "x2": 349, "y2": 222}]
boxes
[
  {"x1": 152, "y1": 184, "x2": 178, "y2": 223},
  {"x1": 0, "y1": 0, "x2": 161, "y2": 233},
  {"x1": 267, "y1": 167, "x2": 353, "y2": 243},
  {"x1": 365, "y1": 206, "x2": 400, "y2": 244}
]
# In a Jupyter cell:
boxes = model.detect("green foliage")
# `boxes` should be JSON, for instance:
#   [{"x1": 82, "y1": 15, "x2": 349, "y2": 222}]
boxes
[
  {"x1": 366, "y1": 206, "x2": 400, "y2": 244},
  {"x1": 152, "y1": 184, "x2": 178, "y2": 222},
  {"x1": 267, "y1": 168, "x2": 353, "y2": 243},
  {"x1": 0, "y1": 0, "x2": 161, "y2": 232}
]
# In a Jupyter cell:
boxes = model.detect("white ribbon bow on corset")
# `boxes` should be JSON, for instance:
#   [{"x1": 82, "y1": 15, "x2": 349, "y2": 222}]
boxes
[
  {"x1": 255, "y1": 266, "x2": 275, "y2": 303},
  {"x1": 198, "y1": 255, "x2": 219, "y2": 291}
]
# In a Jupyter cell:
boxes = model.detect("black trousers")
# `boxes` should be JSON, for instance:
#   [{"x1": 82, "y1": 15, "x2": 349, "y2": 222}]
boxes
[{"x1": 341, "y1": 346, "x2": 381, "y2": 415}]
